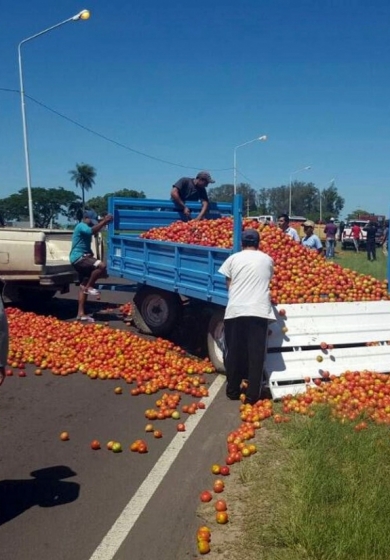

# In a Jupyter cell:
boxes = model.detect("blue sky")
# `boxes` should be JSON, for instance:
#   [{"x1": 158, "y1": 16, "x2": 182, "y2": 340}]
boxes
[{"x1": 1, "y1": 0, "x2": 390, "y2": 219}]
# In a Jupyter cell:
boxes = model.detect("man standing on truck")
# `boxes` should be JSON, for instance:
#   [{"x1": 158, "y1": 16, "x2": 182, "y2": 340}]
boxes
[
  {"x1": 218, "y1": 228, "x2": 274, "y2": 405},
  {"x1": 324, "y1": 217, "x2": 338, "y2": 259},
  {"x1": 277, "y1": 213, "x2": 300, "y2": 242},
  {"x1": 171, "y1": 171, "x2": 215, "y2": 221},
  {"x1": 69, "y1": 210, "x2": 113, "y2": 322}
]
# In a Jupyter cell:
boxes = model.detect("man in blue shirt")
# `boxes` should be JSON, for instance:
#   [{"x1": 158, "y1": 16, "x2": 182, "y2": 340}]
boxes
[
  {"x1": 301, "y1": 220, "x2": 323, "y2": 254},
  {"x1": 69, "y1": 209, "x2": 113, "y2": 322}
]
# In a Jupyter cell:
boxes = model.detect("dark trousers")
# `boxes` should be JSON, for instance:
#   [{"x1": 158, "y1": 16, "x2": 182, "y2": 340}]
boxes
[
  {"x1": 224, "y1": 316, "x2": 268, "y2": 403},
  {"x1": 366, "y1": 240, "x2": 376, "y2": 261}
]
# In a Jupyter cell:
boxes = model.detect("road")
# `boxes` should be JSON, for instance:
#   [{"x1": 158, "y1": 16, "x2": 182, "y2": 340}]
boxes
[{"x1": 0, "y1": 281, "x2": 240, "y2": 560}]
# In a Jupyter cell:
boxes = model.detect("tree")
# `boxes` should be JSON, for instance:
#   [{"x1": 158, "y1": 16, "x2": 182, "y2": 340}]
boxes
[
  {"x1": 0, "y1": 187, "x2": 81, "y2": 228},
  {"x1": 208, "y1": 183, "x2": 257, "y2": 213},
  {"x1": 69, "y1": 163, "x2": 96, "y2": 210},
  {"x1": 86, "y1": 188, "x2": 146, "y2": 216}
]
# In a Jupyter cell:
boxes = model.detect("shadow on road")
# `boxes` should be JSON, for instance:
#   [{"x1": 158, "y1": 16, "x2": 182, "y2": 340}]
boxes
[{"x1": 0, "y1": 465, "x2": 80, "y2": 525}]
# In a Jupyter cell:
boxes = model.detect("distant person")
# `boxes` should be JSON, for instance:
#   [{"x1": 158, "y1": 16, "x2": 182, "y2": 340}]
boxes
[
  {"x1": 382, "y1": 222, "x2": 389, "y2": 256},
  {"x1": 349, "y1": 222, "x2": 362, "y2": 253},
  {"x1": 301, "y1": 221, "x2": 323, "y2": 254},
  {"x1": 69, "y1": 209, "x2": 113, "y2": 323},
  {"x1": 0, "y1": 293, "x2": 9, "y2": 386},
  {"x1": 338, "y1": 220, "x2": 345, "y2": 242},
  {"x1": 363, "y1": 221, "x2": 378, "y2": 261},
  {"x1": 324, "y1": 217, "x2": 338, "y2": 259},
  {"x1": 277, "y1": 213, "x2": 300, "y2": 242},
  {"x1": 171, "y1": 171, "x2": 215, "y2": 221}
]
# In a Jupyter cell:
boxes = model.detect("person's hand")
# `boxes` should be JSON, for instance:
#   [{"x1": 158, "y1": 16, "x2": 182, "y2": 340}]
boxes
[
  {"x1": 183, "y1": 206, "x2": 191, "y2": 217},
  {"x1": 0, "y1": 367, "x2": 5, "y2": 386},
  {"x1": 104, "y1": 213, "x2": 113, "y2": 224}
]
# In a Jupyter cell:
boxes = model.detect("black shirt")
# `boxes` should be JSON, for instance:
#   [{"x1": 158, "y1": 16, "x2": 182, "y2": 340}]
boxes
[
  {"x1": 172, "y1": 177, "x2": 209, "y2": 203},
  {"x1": 364, "y1": 223, "x2": 377, "y2": 242}
]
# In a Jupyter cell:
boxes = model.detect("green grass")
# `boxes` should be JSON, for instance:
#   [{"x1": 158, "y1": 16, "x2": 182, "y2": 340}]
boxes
[
  {"x1": 234, "y1": 407, "x2": 390, "y2": 560},
  {"x1": 335, "y1": 245, "x2": 388, "y2": 280}
]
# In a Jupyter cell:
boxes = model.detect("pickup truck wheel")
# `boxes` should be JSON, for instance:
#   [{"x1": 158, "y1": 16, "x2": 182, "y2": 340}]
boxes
[
  {"x1": 207, "y1": 309, "x2": 226, "y2": 373},
  {"x1": 132, "y1": 287, "x2": 182, "y2": 336}
]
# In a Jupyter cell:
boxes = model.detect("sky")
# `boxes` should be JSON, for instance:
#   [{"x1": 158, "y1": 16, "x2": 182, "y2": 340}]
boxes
[{"x1": 1, "y1": 0, "x2": 390, "y2": 219}]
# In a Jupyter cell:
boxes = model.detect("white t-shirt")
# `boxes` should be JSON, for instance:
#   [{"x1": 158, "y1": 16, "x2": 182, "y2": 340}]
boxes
[
  {"x1": 285, "y1": 226, "x2": 300, "y2": 242},
  {"x1": 218, "y1": 249, "x2": 274, "y2": 320}
]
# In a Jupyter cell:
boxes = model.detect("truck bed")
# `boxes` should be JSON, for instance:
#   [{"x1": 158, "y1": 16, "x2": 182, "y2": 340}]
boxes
[{"x1": 107, "y1": 197, "x2": 238, "y2": 305}]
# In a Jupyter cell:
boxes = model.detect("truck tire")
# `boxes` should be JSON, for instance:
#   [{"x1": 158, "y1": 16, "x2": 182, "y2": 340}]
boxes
[
  {"x1": 132, "y1": 287, "x2": 182, "y2": 336},
  {"x1": 207, "y1": 308, "x2": 226, "y2": 373}
]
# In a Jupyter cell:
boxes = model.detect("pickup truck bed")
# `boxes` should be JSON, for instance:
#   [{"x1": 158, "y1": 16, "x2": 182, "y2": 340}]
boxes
[{"x1": 0, "y1": 227, "x2": 78, "y2": 303}]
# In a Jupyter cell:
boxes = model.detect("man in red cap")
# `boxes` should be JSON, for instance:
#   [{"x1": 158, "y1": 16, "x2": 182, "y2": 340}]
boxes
[{"x1": 171, "y1": 171, "x2": 215, "y2": 220}]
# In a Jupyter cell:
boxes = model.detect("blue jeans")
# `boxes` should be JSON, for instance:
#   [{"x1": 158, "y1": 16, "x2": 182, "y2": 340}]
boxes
[{"x1": 326, "y1": 239, "x2": 336, "y2": 258}]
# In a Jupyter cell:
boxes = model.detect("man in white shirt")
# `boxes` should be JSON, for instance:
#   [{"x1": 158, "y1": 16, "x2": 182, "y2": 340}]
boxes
[
  {"x1": 218, "y1": 229, "x2": 274, "y2": 405},
  {"x1": 277, "y1": 213, "x2": 300, "y2": 242}
]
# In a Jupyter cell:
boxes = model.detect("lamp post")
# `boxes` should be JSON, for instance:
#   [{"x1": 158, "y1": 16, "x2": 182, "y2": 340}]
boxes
[
  {"x1": 18, "y1": 9, "x2": 91, "y2": 228},
  {"x1": 233, "y1": 135, "x2": 267, "y2": 195},
  {"x1": 318, "y1": 178, "x2": 335, "y2": 223},
  {"x1": 288, "y1": 165, "x2": 311, "y2": 217}
]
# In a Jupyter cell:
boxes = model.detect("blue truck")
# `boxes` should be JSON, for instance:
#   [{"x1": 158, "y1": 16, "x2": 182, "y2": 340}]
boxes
[
  {"x1": 107, "y1": 196, "x2": 242, "y2": 372},
  {"x1": 107, "y1": 196, "x2": 390, "y2": 400}
]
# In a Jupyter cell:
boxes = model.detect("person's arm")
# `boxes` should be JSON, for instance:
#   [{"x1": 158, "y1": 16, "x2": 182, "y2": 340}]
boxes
[
  {"x1": 91, "y1": 213, "x2": 113, "y2": 235},
  {"x1": 171, "y1": 187, "x2": 191, "y2": 217},
  {"x1": 193, "y1": 199, "x2": 209, "y2": 221},
  {"x1": 225, "y1": 278, "x2": 231, "y2": 290}
]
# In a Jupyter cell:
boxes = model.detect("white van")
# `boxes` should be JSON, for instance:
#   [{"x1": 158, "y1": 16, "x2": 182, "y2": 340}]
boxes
[{"x1": 251, "y1": 215, "x2": 275, "y2": 224}]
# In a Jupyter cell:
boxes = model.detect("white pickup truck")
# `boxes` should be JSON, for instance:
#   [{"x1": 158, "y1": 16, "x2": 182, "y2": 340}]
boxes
[
  {"x1": 0, "y1": 227, "x2": 78, "y2": 304},
  {"x1": 341, "y1": 220, "x2": 369, "y2": 250}
]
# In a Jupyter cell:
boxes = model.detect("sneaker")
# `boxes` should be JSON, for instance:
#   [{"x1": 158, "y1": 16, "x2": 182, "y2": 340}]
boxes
[{"x1": 83, "y1": 287, "x2": 100, "y2": 296}]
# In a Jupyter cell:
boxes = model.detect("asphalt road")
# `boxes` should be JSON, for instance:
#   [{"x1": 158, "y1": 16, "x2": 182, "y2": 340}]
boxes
[{"x1": 0, "y1": 281, "x2": 240, "y2": 560}]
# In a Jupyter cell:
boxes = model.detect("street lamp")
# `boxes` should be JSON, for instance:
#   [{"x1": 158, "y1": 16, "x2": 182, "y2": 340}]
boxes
[
  {"x1": 318, "y1": 178, "x2": 335, "y2": 223},
  {"x1": 233, "y1": 135, "x2": 267, "y2": 195},
  {"x1": 289, "y1": 165, "x2": 311, "y2": 217},
  {"x1": 18, "y1": 9, "x2": 91, "y2": 228}
]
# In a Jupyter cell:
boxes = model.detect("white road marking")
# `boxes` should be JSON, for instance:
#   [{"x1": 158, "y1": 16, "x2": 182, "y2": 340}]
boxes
[{"x1": 88, "y1": 373, "x2": 226, "y2": 560}]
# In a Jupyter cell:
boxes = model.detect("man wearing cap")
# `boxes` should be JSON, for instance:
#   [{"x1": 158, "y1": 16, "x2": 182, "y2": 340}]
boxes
[
  {"x1": 324, "y1": 217, "x2": 338, "y2": 259},
  {"x1": 171, "y1": 171, "x2": 215, "y2": 221},
  {"x1": 69, "y1": 209, "x2": 113, "y2": 322},
  {"x1": 301, "y1": 221, "x2": 323, "y2": 254},
  {"x1": 218, "y1": 228, "x2": 274, "y2": 405}
]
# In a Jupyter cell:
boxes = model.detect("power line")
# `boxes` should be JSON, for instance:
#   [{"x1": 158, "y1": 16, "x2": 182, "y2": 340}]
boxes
[{"x1": 0, "y1": 87, "x2": 232, "y2": 173}]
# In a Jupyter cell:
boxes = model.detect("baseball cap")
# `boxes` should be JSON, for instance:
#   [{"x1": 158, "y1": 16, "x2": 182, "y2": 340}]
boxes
[
  {"x1": 242, "y1": 229, "x2": 260, "y2": 244},
  {"x1": 330, "y1": 217, "x2": 335, "y2": 221},
  {"x1": 196, "y1": 171, "x2": 215, "y2": 184},
  {"x1": 303, "y1": 220, "x2": 315, "y2": 228},
  {"x1": 83, "y1": 209, "x2": 99, "y2": 225}
]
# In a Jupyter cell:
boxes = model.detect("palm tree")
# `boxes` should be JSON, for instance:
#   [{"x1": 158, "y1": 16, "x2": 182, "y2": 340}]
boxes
[{"x1": 69, "y1": 163, "x2": 96, "y2": 211}]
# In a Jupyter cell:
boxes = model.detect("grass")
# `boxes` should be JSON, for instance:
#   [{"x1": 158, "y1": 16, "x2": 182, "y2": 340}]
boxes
[
  {"x1": 334, "y1": 245, "x2": 388, "y2": 280},
  {"x1": 233, "y1": 407, "x2": 390, "y2": 560}
]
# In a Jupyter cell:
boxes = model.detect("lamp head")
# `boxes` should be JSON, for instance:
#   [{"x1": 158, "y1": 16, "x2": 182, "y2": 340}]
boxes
[
  {"x1": 258, "y1": 135, "x2": 267, "y2": 141},
  {"x1": 73, "y1": 9, "x2": 90, "y2": 21}
]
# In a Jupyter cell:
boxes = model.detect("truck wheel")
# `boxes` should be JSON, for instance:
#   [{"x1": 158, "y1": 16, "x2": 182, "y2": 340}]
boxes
[
  {"x1": 132, "y1": 287, "x2": 182, "y2": 336},
  {"x1": 207, "y1": 308, "x2": 226, "y2": 373}
]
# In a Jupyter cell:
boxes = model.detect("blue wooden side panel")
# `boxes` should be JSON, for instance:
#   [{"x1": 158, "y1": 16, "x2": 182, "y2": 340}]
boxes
[
  {"x1": 109, "y1": 236, "x2": 230, "y2": 305},
  {"x1": 107, "y1": 196, "x2": 243, "y2": 305}
]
